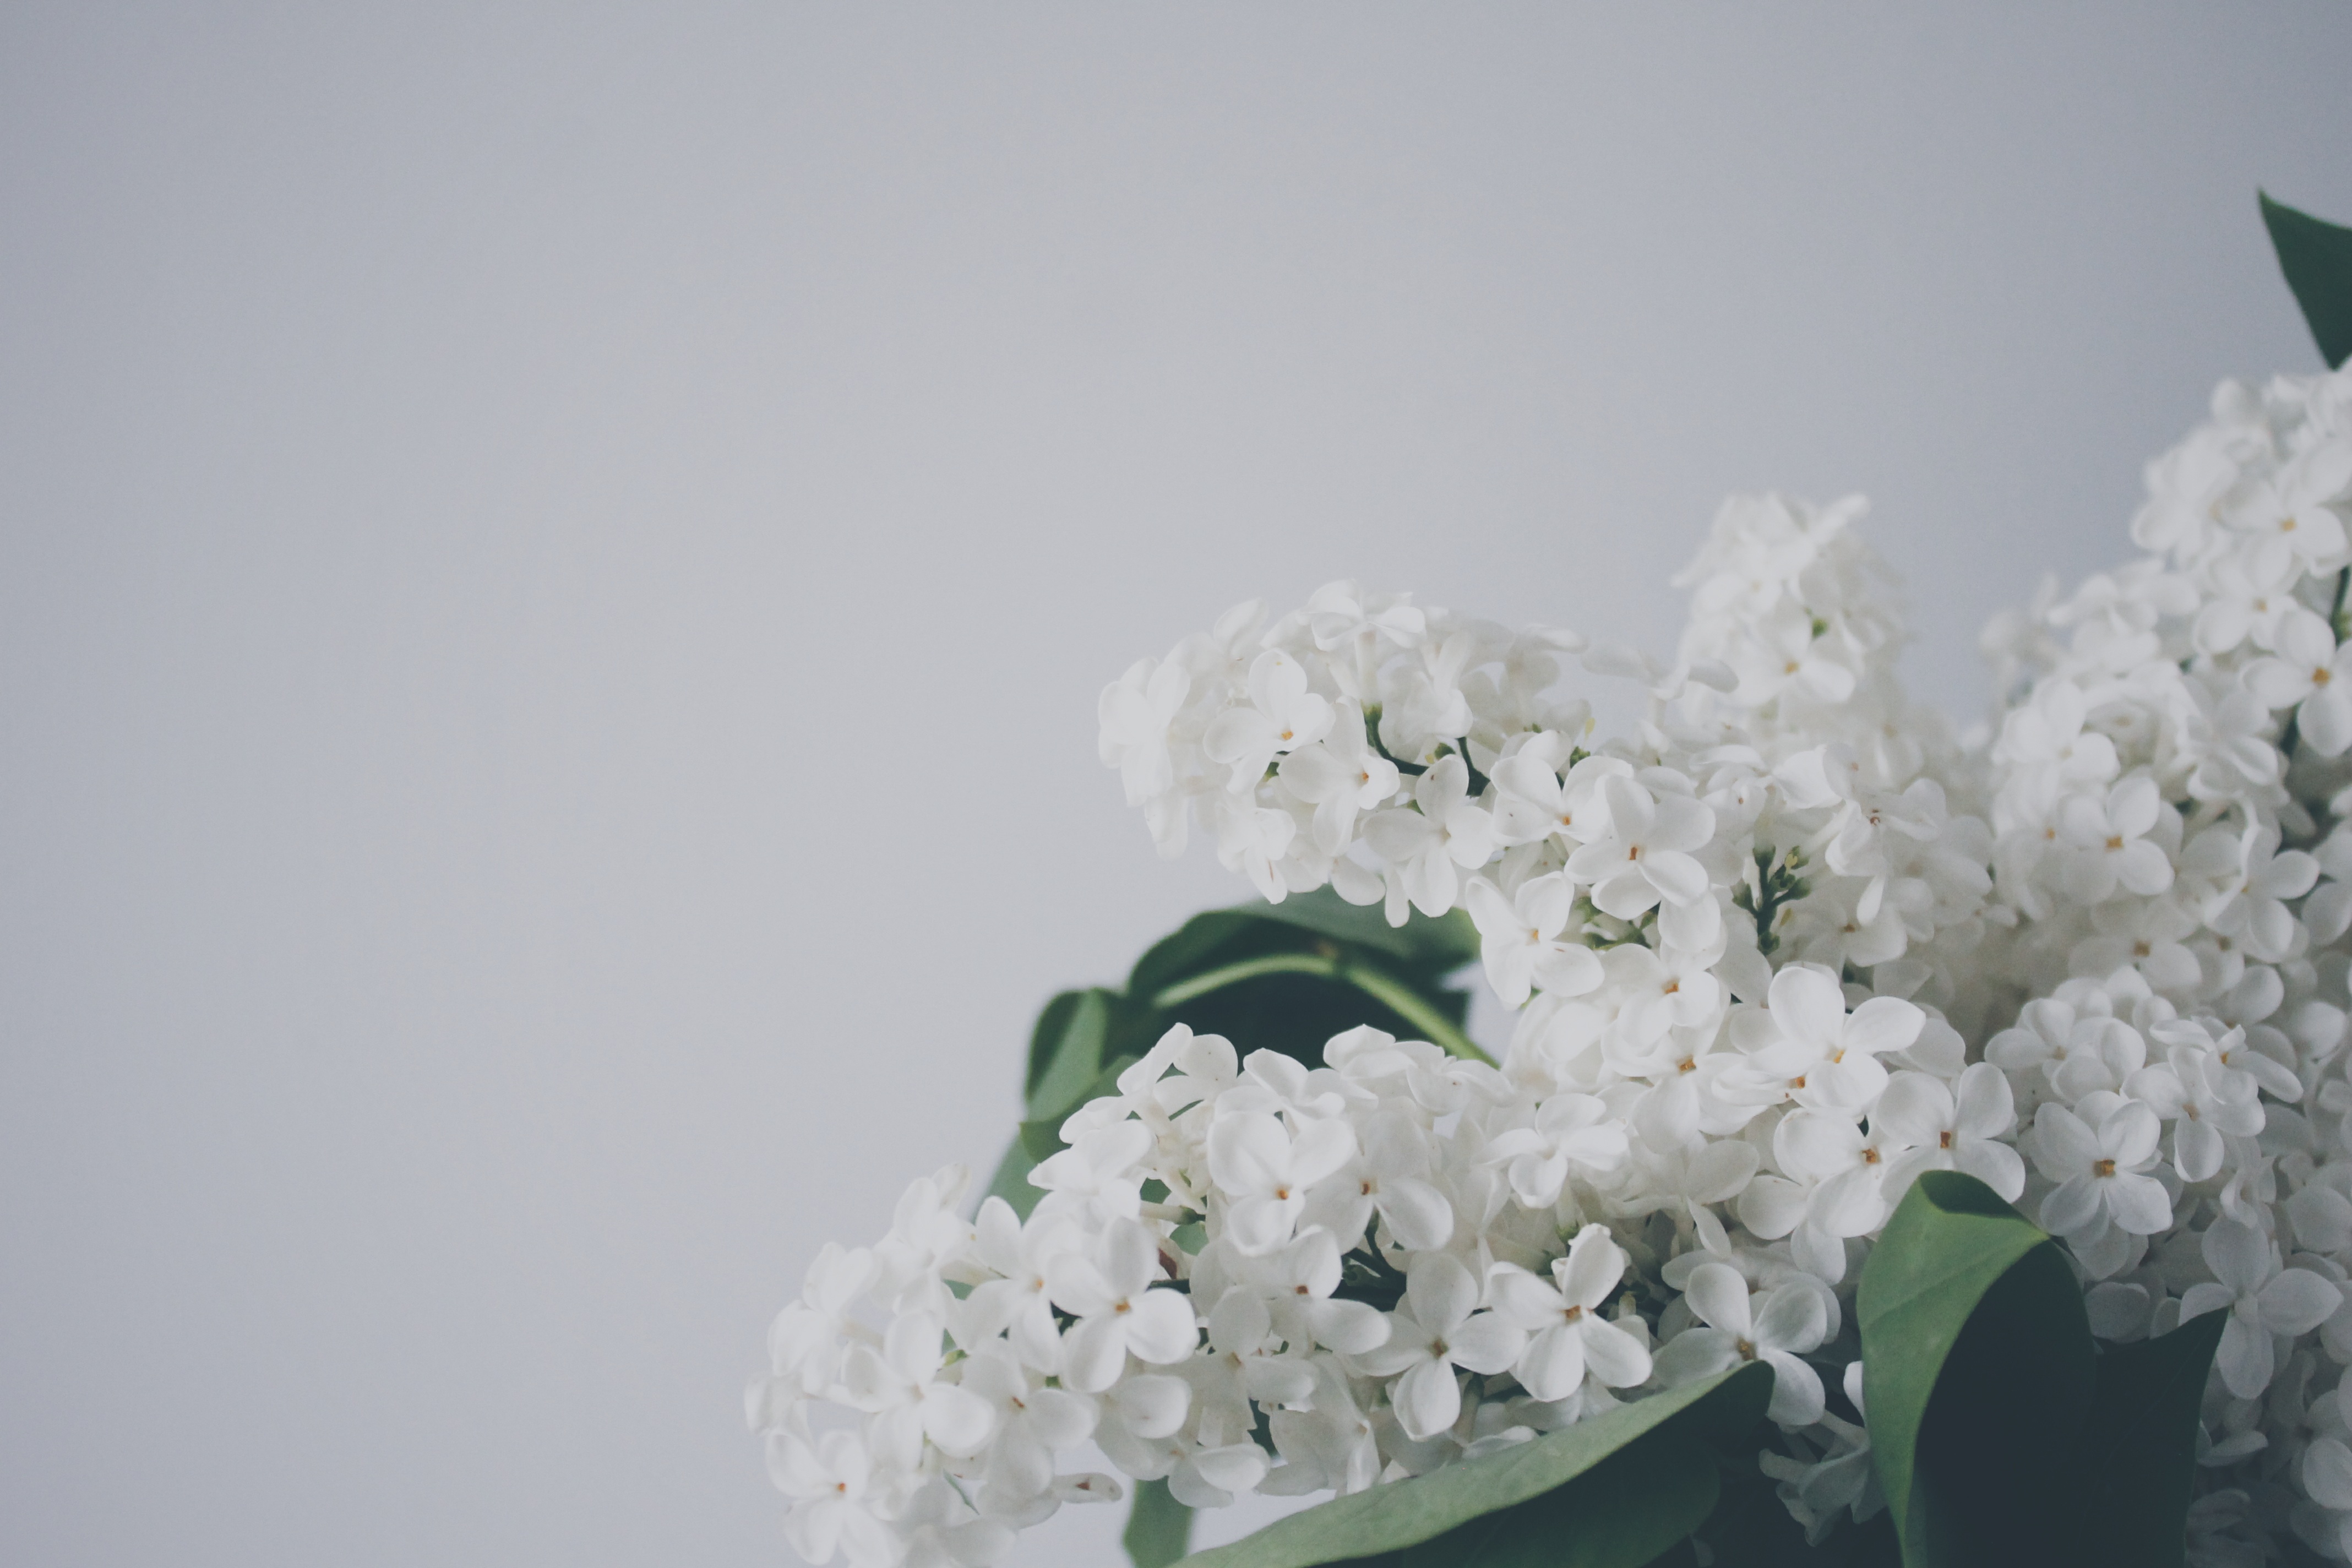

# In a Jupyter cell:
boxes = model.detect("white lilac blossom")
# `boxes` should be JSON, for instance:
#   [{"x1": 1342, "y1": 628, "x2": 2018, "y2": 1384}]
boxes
[{"x1": 754, "y1": 364, "x2": 2352, "y2": 1567}]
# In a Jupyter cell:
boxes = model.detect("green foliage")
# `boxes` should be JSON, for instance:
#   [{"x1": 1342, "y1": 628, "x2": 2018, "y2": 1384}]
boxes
[
  {"x1": 2263, "y1": 191, "x2": 2352, "y2": 370},
  {"x1": 993, "y1": 888, "x2": 1480, "y2": 1230},
  {"x1": 990, "y1": 897, "x2": 2228, "y2": 1568},
  {"x1": 1858, "y1": 1171, "x2": 2223, "y2": 1568},
  {"x1": 1173, "y1": 1365, "x2": 1772, "y2": 1568},
  {"x1": 1857, "y1": 1170, "x2": 2093, "y2": 1565},
  {"x1": 1126, "y1": 1478, "x2": 1195, "y2": 1568},
  {"x1": 2050, "y1": 1311, "x2": 2226, "y2": 1568}
]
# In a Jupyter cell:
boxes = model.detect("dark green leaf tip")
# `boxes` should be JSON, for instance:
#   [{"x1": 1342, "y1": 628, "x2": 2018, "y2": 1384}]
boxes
[{"x1": 2261, "y1": 190, "x2": 2352, "y2": 371}]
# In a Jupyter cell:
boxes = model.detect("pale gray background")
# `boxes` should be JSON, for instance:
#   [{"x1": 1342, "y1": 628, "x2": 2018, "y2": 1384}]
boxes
[{"x1": 3, "y1": 5, "x2": 2350, "y2": 1565}]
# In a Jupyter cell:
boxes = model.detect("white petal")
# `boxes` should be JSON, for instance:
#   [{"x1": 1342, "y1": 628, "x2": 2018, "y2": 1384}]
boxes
[
  {"x1": 2101, "y1": 1172, "x2": 2173, "y2": 1236},
  {"x1": 1391, "y1": 1358, "x2": 1462, "y2": 1441},
  {"x1": 2215, "y1": 1310, "x2": 2274, "y2": 1400},
  {"x1": 1376, "y1": 1178, "x2": 1457, "y2": 1253},
  {"x1": 1513, "y1": 1324, "x2": 1585, "y2": 1402},
  {"x1": 1446, "y1": 1311, "x2": 1530, "y2": 1376},
  {"x1": 1405, "y1": 1251, "x2": 1478, "y2": 1336},
  {"x1": 1763, "y1": 1350, "x2": 1826, "y2": 1426},
  {"x1": 921, "y1": 1383, "x2": 999, "y2": 1457},
  {"x1": 1306, "y1": 1298, "x2": 1391, "y2": 1355},
  {"x1": 2257, "y1": 1269, "x2": 2344, "y2": 1337},
  {"x1": 1581, "y1": 1318, "x2": 1653, "y2": 1389},
  {"x1": 1754, "y1": 1283, "x2": 1828, "y2": 1356},
  {"x1": 2306, "y1": 1436, "x2": 2352, "y2": 1511},
  {"x1": 1059, "y1": 1314, "x2": 1128, "y2": 1393},
  {"x1": 1121, "y1": 1289, "x2": 1203, "y2": 1365},
  {"x1": 1680, "y1": 1261, "x2": 1752, "y2": 1336},
  {"x1": 2202, "y1": 1218, "x2": 2272, "y2": 1296}
]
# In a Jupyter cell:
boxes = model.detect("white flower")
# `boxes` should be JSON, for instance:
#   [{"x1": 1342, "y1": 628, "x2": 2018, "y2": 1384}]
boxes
[
  {"x1": 769, "y1": 1429, "x2": 904, "y2": 1568},
  {"x1": 1205, "y1": 649, "x2": 1336, "y2": 791},
  {"x1": 1362, "y1": 755, "x2": 1496, "y2": 919},
  {"x1": 2179, "y1": 1219, "x2": 2342, "y2": 1397},
  {"x1": 956, "y1": 1347, "x2": 1098, "y2": 1510},
  {"x1": 2057, "y1": 776, "x2": 2175, "y2": 903},
  {"x1": 2197, "y1": 823, "x2": 2318, "y2": 963},
  {"x1": 1566, "y1": 776, "x2": 1715, "y2": 916},
  {"x1": 1255, "y1": 1227, "x2": 1393, "y2": 1356},
  {"x1": 2245, "y1": 609, "x2": 2352, "y2": 756},
  {"x1": 2029, "y1": 1099, "x2": 2171, "y2": 1240},
  {"x1": 1352, "y1": 1251, "x2": 1528, "y2": 1440},
  {"x1": 1300, "y1": 1108, "x2": 1456, "y2": 1254},
  {"x1": 1772, "y1": 1109, "x2": 1909, "y2": 1239},
  {"x1": 1277, "y1": 699, "x2": 1399, "y2": 853},
  {"x1": 2235, "y1": 440, "x2": 2352, "y2": 580},
  {"x1": 2125, "y1": 1045, "x2": 2264, "y2": 1184},
  {"x1": 1168, "y1": 1443, "x2": 1274, "y2": 1510},
  {"x1": 956, "y1": 1199, "x2": 1078, "y2": 1373},
  {"x1": 1028, "y1": 1120, "x2": 1151, "y2": 1228},
  {"x1": 1732, "y1": 601, "x2": 1858, "y2": 706},
  {"x1": 1205, "y1": 1111, "x2": 1357, "y2": 1257},
  {"x1": 1731, "y1": 964, "x2": 1923, "y2": 1114},
  {"x1": 758, "y1": 1241, "x2": 877, "y2": 1413},
  {"x1": 1463, "y1": 873, "x2": 1602, "y2": 1008},
  {"x1": 1477, "y1": 1093, "x2": 1629, "y2": 1210},
  {"x1": 1875, "y1": 1064, "x2": 2025, "y2": 1204},
  {"x1": 1200, "y1": 1286, "x2": 1318, "y2": 1423},
  {"x1": 1045, "y1": 1219, "x2": 1201, "y2": 1391},
  {"x1": 1653, "y1": 1262, "x2": 1828, "y2": 1425},
  {"x1": 1994, "y1": 679, "x2": 2119, "y2": 787},
  {"x1": 1098, "y1": 657, "x2": 1191, "y2": 807},
  {"x1": 839, "y1": 1309, "x2": 1000, "y2": 1460},
  {"x1": 1485, "y1": 1225, "x2": 1653, "y2": 1400}
]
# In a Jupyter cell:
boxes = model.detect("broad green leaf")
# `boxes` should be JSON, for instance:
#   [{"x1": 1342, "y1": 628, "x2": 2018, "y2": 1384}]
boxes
[
  {"x1": 1397, "y1": 1433, "x2": 1719, "y2": 1568},
  {"x1": 1126, "y1": 889, "x2": 1467, "y2": 995},
  {"x1": 1024, "y1": 988, "x2": 1115, "y2": 1123},
  {"x1": 1126, "y1": 1477, "x2": 1194, "y2": 1568},
  {"x1": 1174, "y1": 1363, "x2": 1771, "y2": 1568},
  {"x1": 1019, "y1": 1052, "x2": 1139, "y2": 1157},
  {"x1": 1684, "y1": 1467, "x2": 1898, "y2": 1567},
  {"x1": 1125, "y1": 895, "x2": 1481, "y2": 1068},
  {"x1": 1856, "y1": 1170, "x2": 2094, "y2": 1567},
  {"x1": 984, "y1": 894, "x2": 1483, "y2": 1227},
  {"x1": 979, "y1": 1135, "x2": 1039, "y2": 1218},
  {"x1": 2050, "y1": 1311, "x2": 2226, "y2": 1568},
  {"x1": 1235, "y1": 887, "x2": 1479, "y2": 970},
  {"x1": 2263, "y1": 192, "x2": 2352, "y2": 370}
]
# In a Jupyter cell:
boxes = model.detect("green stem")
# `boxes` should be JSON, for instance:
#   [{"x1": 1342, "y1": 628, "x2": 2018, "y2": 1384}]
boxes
[{"x1": 1146, "y1": 952, "x2": 1495, "y2": 1066}]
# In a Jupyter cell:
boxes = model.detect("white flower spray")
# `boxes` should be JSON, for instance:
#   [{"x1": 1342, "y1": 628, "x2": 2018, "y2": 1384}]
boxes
[{"x1": 753, "y1": 363, "x2": 2352, "y2": 1567}]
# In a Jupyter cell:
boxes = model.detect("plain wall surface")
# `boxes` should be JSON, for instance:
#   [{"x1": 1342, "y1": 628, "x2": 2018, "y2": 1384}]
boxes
[{"x1": 4, "y1": 6, "x2": 2350, "y2": 1564}]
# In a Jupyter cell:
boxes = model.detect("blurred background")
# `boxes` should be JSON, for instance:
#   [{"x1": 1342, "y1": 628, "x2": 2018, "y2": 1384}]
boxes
[{"x1": 3, "y1": 5, "x2": 2350, "y2": 1564}]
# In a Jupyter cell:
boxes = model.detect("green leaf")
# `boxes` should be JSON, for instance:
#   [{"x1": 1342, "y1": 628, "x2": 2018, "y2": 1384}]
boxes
[
  {"x1": 1173, "y1": 1363, "x2": 1772, "y2": 1568},
  {"x1": 1233, "y1": 887, "x2": 1479, "y2": 970},
  {"x1": 1011, "y1": 1051, "x2": 1140, "y2": 1198},
  {"x1": 1856, "y1": 1170, "x2": 2094, "y2": 1567},
  {"x1": 1024, "y1": 988, "x2": 1116, "y2": 1123},
  {"x1": 2049, "y1": 1311, "x2": 2226, "y2": 1568},
  {"x1": 1684, "y1": 1467, "x2": 1898, "y2": 1567},
  {"x1": 2262, "y1": 191, "x2": 2352, "y2": 370},
  {"x1": 1128, "y1": 889, "x2": 1472, "y2": 997},
  {"x1": 1126, "y1": 892, "x2": 1482, "y2": 1068},
  {"x1": 1126, "y1": 1477, "x2": 1194, "y2": 1568},
  {"x1": 979, "y1": 1134, "x2": 1039, "y2": 1218},
  {"x1": 984, "y1": 892, "x2": 1482, "y2": 1224},
  {"x1": 1396, "y1": 1433, "x2": 1719, "y2": 1568}
]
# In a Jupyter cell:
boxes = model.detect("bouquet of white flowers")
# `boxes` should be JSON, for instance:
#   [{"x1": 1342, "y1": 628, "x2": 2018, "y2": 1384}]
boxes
[{"x1": 749, "y1": 199, "x2": 2352, "y2": 1568}]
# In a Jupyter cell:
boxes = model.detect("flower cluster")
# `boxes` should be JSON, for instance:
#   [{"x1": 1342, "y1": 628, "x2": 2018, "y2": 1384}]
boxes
[{"x1": 753, "y1": 363, "x2": 2352, "y2": 1567}]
